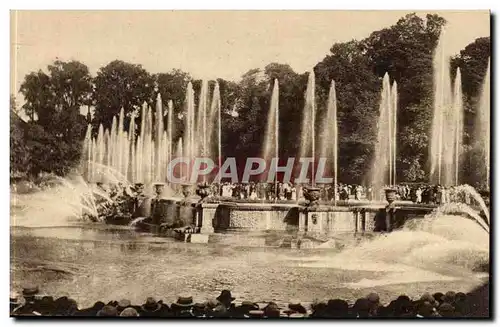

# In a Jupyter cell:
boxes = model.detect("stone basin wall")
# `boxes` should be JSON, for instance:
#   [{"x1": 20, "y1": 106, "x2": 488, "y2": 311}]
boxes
[
  {"x1": 151, "y1": 198, "x2": 435, "y2": 236},
  {"x1": 211, "y1": 204, "x2": 300, "y2": 232}
]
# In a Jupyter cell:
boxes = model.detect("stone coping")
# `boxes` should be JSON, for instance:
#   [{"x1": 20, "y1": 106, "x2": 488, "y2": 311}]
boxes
[
  {"x1": 153, "y1": 197, "x2": 438, "y2": 213},
  {"x1": 217, "y1": 203, "x2": 301, "y2": 212}
]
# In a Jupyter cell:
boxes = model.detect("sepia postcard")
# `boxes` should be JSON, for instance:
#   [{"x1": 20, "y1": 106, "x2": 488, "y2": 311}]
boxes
[{"x1": 9, "y1": 10, "x2": 491, "y2": 319}]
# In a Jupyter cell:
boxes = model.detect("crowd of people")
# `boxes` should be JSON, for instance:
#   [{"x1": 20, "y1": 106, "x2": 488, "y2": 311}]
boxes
[
  {"x1": 11, "y1": 285, "x2": 487, "y2": 318},
  {"x1": 212, "y1": 182, "x2": 474, "y2": 205},
  {"x1": 12, "y1": 175, "x2": 480, "y2": 208}
]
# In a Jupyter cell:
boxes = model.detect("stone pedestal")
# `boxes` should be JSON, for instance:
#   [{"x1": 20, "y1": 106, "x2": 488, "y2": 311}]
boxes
[
  {"x1": 306, "y1": 212, "x2": 324, "y2": 234},
  {"x1": 199, "y1": 204, "x2": 217, "y2": 234},
  {"x1": 298, "y1": 210, "x2": 307, "y2": 233}
]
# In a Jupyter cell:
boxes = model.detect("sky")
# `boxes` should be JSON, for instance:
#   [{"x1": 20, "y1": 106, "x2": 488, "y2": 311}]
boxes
[{"x1": 10, "y1": 10, "x2": 490, "y2": 103}]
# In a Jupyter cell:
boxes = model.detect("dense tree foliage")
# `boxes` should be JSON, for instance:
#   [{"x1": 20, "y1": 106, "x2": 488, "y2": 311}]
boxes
[{"x1": 11, "y1": 13, "x2": 490, "y2": 185}]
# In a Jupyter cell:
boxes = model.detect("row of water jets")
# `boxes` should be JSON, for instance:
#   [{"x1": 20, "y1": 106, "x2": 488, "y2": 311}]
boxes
[
  {"x1": 82, "y1": 33, "x2": 490, "y2": 193},
  {"x1": 83, "y1": 81, "x2": 222, "y2": 186}
]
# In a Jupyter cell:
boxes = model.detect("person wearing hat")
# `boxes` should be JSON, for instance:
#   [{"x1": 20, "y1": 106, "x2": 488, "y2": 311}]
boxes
[
  {"x1": 204, "y1": 298, "x2": 221, "y2": 317},
  {"x1": 310, "y1": 300, "x2": 328, "y2": 318},
  {"x1": 287, "y1": 300, "x2": 307, "y2": 315},
  {"x1": 171, "y1": 295, "x2": 194, "y2": 317},
  {"x1": 13, "y1": 285, "x2": 42, "y2": 316},
  {"x1": 419, "y1": 292, "x2": 438, "y2": 308},
  {"x1": 38, "y1": 296, "x2": 55, "y2": 316},
  {"x1": 453, "y1": 292, "x2": 467, "y2": 316},
  {"x1": 366, "y1": 292, "x2": 381, "y2": 317},
  {"x1": 74, "y1": 301, "x2": 105, "y2": 316},
  {"x1": 120, "y1": 307, "x2": 140, "y2": 317},
  {"x1": 52, "y1": 296, "x2": 76, "y2": 316},
  {"x1": 116, "y1": 299, "x2": 131, "y2": 314},
  {"x1": 433, "y1": 292, "x2": 444, "y2": 305},
  {"x1": 140, "y1": 297, "x2": 163, "y2": 317},
  {"x1": 216, "y1": 290, "x2": 235, "y2": 309},
  {"x1": 10, "y1": 291, "x2": 21, "y2": 314},
  {"x1": 438, "y1": 302, "x2": 456, "y2": 317},
  {"x1": 443, "y1": 291, "x2": 456, "y2": 304},
  {"x1": 263, "y1": 302, "x2": 280, "y2": 318},
  {"x1": 353, "y1": 298, "x2": 371, "y2": 318},
  {"x1": 192, "y1": 302, "x2": 207, "y2": 317},
  {"x1": 416, "y1": 301, "x2": 439, "y2": 318},
  {"x1": 393, "y1": 295, "x2": 415, "y2": 317},
  {"x1": 211, "y1": 303, "x2": 228, "y2": 318},
  {"x1": 326, "y1": 299, "x2": 349, "y2": 318},
  {"x1": 235, "y1": 300, "x2": 259, "y2": 317},
  {"x1": 97, "y1": 305, "x2": 118, "y2": 317}
]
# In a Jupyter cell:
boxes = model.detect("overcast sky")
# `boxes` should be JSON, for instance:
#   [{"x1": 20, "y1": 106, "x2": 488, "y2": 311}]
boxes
[{"x1": 11, "y1": 10, "x2": 490, "y2": 99}]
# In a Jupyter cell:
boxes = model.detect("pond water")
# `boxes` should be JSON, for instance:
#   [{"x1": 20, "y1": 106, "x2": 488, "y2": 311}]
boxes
[{"x1": 10, "y1": 191, "x2": 489, "y2": 309}]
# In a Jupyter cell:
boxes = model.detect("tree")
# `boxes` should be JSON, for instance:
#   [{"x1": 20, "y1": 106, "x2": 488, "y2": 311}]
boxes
[
  {"x1": 361, "y1": 13, "x2": 446, "y2": 182},
  {"x1": 17, "y1": 60, "x2": 93, "y2": 177},
  {"x1": 10, "y1": 111, "x2": 29, "y2": 176},
  {"x1": 315, "y1": 40, "x2": 380, "y2": 183},
  {"x1": 93, "y1": 60, "x2": 155, "y2": 134},
  {"x1": 20, "y1": 70, "x2": 52, "y2": 122},
  {"x1": 155, "y1": 69, "x2": 192, "y2": 118}
]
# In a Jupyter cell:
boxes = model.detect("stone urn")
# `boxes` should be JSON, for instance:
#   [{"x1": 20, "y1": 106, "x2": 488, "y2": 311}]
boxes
[
  {"x1": 133, "y1": 183, "x2": 145, "y2": 196},
  {"x1": 384, "y1": 188, "x2": 397, "y2": 204},
  {"x1": 303, "y1": 186, "x2": 321, "y2": 207},
  {"x1": 196, "y1": 183, "x2": 211, "y2": 202},
  {"x1": 154, "y1": 183, "x2": 165, "y2": 198},
  {"x1": 181, "y1": 183, "x2": 194, "y2": 198}
]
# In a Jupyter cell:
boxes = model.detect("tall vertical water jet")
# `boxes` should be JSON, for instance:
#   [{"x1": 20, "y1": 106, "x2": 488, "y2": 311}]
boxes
[
  {"x1": 90, "y1": 138, "x2": 97, "y2": 183},
  {"x1": 210, "y1": 82, "x2": 222, "y2": 189},
  {"x1": 97, "y1": 125, "x2": 105, "y2": 174},
  {"x1": 198, "y1": 80, "x2": 208, "y2": 160},
  {"x1": 476, "y1": 58, "x2": 490, "y2": 189},
  {"x1": 167, "y1": 100, "x2": 174, "y2": 177},
  {"x1": 371, "y1": 73, "x2": 397, "y2": 193},
  {"x1": 128, "y1": 113, "x2": 136, "y2": 182},
  {"x1": 452, "y1": 69, "x2": 464, "y2": 185},
  {"x1": 208, "y1": 83, "x2": 220, "y2": 160},
  {"x1": 391, "y1": 81, "x2": 398, "y2": 185},
  {"x1": 104, "y1": 130, "x2": 111, "y2": 168},
  {"x1": 318, "y1": 80, "x2": 338, "y2": 201},
  {"x1": 162, "y1": 131, "x2": 168, "y2": 183},
  {"x1": 154, "y1": 94, "x2": 164, "y2": 182},
  {"x1": 176, "y1": 137, "x2": 184, "y2": 181},
  {"x1": 110, "y1": 116, "x2": 117, "y2": 171},
  {"x1": 185, "y1": 82, "x2": 195, "y2": 171},
  {"x1": 262, "y1": 79, "x2": 279, "y2": 193},
  {"x1": 300, "y1": 71, "x2": 316, "y2": 185},
  {"x1": 80, "y1": 83, "x2": 218, "y2": 189},
  {"x1": 262, "y1": 80, "x2": 279, "y2": 165},
  {"x1": 430, "y1": 31, "x2": 463, "y2": 186},
  {"x1": 82, "y1": 124, "x2": 92, "y2": 181},
  {"x1": 117, "y1": 108, "x2": 125, "y2": 176}
]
